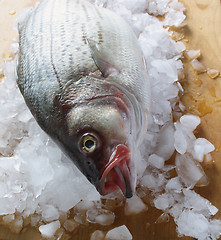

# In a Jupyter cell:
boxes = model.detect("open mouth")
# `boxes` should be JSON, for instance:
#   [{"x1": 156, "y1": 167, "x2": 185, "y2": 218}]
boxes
[{"x1": 99, "y1": 144, "x2": 134, "y2": 198}]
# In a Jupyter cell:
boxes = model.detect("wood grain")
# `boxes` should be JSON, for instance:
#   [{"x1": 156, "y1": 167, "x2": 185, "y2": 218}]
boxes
[{"x1": 0, "y1": 0, "x2": 221, "y2": 239}]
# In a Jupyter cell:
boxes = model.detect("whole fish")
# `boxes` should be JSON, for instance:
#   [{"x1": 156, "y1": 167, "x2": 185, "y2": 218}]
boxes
[{"x1": 17, "y1": 0, "x2": 150, "y2": 198}]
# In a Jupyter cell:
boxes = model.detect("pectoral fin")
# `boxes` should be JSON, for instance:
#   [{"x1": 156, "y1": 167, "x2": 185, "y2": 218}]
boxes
[{"x1": 87, "y1": 39, "x2": 120, "y2": 78}]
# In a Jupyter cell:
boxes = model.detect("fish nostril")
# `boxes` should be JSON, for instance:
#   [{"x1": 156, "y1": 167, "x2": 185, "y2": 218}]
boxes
[{"x1": 87, "y1": 161, "x2": 92, "y2": 165}]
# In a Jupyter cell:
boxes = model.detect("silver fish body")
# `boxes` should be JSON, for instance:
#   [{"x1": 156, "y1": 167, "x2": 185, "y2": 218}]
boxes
[{"x1": 17, "y1": 0, "x2": 150, "y2": 198}]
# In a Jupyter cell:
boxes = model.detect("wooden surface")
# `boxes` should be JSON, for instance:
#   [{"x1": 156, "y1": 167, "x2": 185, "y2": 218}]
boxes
[
  {"x1": 0, "y1": 0, "x2": 221, "y2": 239},
  {"x1": 0, "y1": 0, "x2": 39, "y2": 62},
  {"x1": 180, "y1": 0, "x2": 221, "y2": 217}
]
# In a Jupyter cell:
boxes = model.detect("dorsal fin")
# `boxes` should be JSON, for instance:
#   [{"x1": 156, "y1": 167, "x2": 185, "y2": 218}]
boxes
[{"x1": 87, "y1": 39, "x2": 120, "y2": 78}]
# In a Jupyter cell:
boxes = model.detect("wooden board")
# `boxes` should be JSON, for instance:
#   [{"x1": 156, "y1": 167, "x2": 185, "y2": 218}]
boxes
[
  {"x1": 0, "y1": 0, "x2": 221, "y2": 239},
  {"x1": 0, "y1": 0, "x2": 39, "y2": 62},
  {"x1": 180, "y1": 0, "x2": 221, "y2": 216}
]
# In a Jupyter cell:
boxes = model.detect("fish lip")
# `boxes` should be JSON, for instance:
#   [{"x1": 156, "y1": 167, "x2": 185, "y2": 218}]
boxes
[{"x1": 98, "y1": 144, "x2": 134, "y2": 198}]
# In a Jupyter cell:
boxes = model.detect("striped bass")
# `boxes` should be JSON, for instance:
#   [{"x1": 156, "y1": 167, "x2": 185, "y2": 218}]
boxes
[{"x1": 17, "y1": 0, "x2": 150, "y2": 198}]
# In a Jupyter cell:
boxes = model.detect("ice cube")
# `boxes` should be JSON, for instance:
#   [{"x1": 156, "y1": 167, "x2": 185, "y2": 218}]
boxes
[
  {"x1": 118, "y1": 0, "x2": 147, "y2": 13},
  {"x1": 184, "y1": 49, "x2": 201, "y2": 61},
  {"x1": 63, "y1": 219, "x2": 79, "y2": 232},
  {"x1": 155, "y1": 213, "x2": 169, "y2": 224},
  {"x1": 148, "y1": 154, "x2": 165, "y2": 169},
  {"x1": 124, "y1": 195, "x2": 148, "y2": 215},
  {"x1": 147, "y1": 0, "x2": 170, "y2": 16},
  {"x1": 2, "y1": 214, "x2": 15, "y2": 223},
  {"x1": 162, "y1": 84, "x2": 179, "y2": 100},
  {"x1": 169, "y1": 203, "x2": 184, "y2": 219},
  {"x1": 207, "y1": 68, "x2": 219, "y2": 79},
  {"x1": 39, "y1": 221, "x2": 61, "y2": 238},
  {"x1": 193, "y1": 138, "x2": 215, "y2": 162},
  {"x1": 205, "y1": 153, "x2": 212, "y2": 163},
  {"x1": 9, "y1": 216, "x2": 23, "y2": 234},
  {"x1": 175, "y1": 153, "x2": 208, "y2": 188},
  {"x1": 165, "y1": 177, "x2": 183, "y2": 193},
  {"x1": 141, "y1": 172, "x2": 166, "y2": 191},
  {"x1": 208, "y1": 219, "x2": 221, "y2": 239},
  {"x1": 174, "y1": 41, "x2": 186, "y2": 54},
  {"x1": 74, "y1": 214, "x2": 86, "y2": 225},
  {"x1": 46, "y1": 146, "x2": 62, "y2": 164},
  {"x1": 26, "y1": 156, "x2": 54, "y2": 197},
  {"x1": 190, "y1": 59, "x2": 206, "y2": 74},
  {"x1": 174, "y1": 122, "x2": 187, "y2": 154},
  {"x1": 74, "y1": 200, "x2": 96, "y2": 214},
  {"x1": 105, "y1": 225, "x2": 132, "y2": 240},
  {"x1": 101, "y1": 189, "x2": 125, "y2": 210},
  {"x1": 140, "y1": 174, "x2": 158, "y2": 189},
  {"x1": 31, "y1": 215, "x2": 41, "y2": 227},
  {"x1": 151, "y1": 59, "x2": 177, "y2": 81},
  {"x1": 0, "y1": 198, "x2": 16, "y2": 215},
  {"x1": 176, "y1": 210, "x2": 209, "y2": 240},
  {"x1": 183, "y1": 189, "x2": 218, "y2": 216},
  {"x1": 154, "y1": 193, "x2": 174, "y2": 211},
  {"x1": 90, "y1": 230, "x2": 105, "y2": 240},
  {"x1": 180, "y1": 115, "x2": 201, "y2": 131},
  {"x1": 17, "y1": 108, "x2": 33, "y2": 123},
  {"x1": 41, "y1": 205, "x2": 60, "y2": 222},
  {"x1": 86, "y1": 208, "x2": 115, "y2": 226},
  {"x1": 165, "y1": 8, "x2": 186, "y2": 27}
]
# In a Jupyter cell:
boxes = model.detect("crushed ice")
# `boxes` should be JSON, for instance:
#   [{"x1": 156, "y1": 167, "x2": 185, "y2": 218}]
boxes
[{"x1": 0, "y1": 0, "x2": 220, "y2": 239}]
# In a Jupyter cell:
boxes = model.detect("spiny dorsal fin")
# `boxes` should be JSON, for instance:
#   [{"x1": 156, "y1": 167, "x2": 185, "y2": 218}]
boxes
[{"x1": 87, "y1": 38, "x2": 120, "y2": 78}]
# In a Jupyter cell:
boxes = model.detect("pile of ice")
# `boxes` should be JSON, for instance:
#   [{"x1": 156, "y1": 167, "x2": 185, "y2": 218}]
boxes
[{"x1": 0, "y1": 0, "x2": 220, "y2": 239}]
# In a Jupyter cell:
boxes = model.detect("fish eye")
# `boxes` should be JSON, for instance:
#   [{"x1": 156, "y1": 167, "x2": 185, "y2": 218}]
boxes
[{"x1": 79, "y1": 133, "x2": 98, "y2": 153}]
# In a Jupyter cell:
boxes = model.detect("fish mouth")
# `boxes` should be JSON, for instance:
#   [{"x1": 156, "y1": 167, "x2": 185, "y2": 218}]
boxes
[{"x1": 99, "y1": 144, "x2": 134, "y2": 198}]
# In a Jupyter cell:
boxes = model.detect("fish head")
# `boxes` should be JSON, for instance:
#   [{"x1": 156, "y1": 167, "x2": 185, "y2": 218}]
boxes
[{"x1": 65, "y1": 98, "x2": 136, "y2": 198}]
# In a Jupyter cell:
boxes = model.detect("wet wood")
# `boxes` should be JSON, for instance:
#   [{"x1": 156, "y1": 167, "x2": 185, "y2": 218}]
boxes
[
  {"x1": 0, "y1": 0, "x2": 221, "y2": 239},
  {"x1": 180, "y1": 0, "x2": 221, "y2": 220}
]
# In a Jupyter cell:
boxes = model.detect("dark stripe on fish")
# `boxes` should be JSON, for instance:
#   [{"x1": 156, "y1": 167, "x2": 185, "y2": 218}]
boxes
[{"x1": 50, "y1": 0, "x2": 63, "y2": 90}]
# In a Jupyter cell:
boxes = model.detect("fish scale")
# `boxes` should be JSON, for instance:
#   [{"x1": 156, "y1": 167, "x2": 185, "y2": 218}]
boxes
[
  {"x1": 17, "y1": 0, "x2": 151, "y2": 198},
  {"x1": 19, "y1": 0, "x2": 149, "y2": 119}
]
